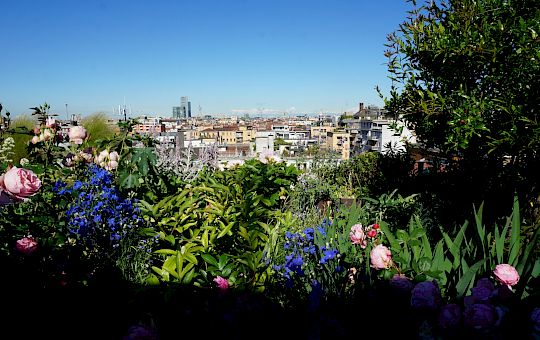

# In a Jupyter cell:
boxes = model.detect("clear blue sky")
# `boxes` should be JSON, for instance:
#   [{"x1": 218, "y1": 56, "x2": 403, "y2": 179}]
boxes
[{"x1": 0, "y1": 0, "x2": 412, "y2": 119}]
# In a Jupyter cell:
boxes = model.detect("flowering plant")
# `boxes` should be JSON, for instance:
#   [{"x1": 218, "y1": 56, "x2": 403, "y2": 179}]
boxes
[{"x1": 53, "y1": 164, "x2": 155, "y2": 284}]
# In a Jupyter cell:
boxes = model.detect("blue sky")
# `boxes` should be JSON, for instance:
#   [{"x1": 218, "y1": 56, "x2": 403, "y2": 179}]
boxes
[{"x1": 0, "y1": 0, "x2": 411, "y2": 118}]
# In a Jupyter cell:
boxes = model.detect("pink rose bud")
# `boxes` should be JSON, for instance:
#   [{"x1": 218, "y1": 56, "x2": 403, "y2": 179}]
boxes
[
  {"x1": 31, "y1": 136, "x2": 40, "y2": 144},
  {"x1": 213, "y1": 276, "x2": 229, "y2": 290},
  {"x1": 109, "y1": 151, "x2": 119, "y2": 162},
  {"x1": 367, "y1": 229, "x2": 377, "y2": 238},
  {"x1": 68, "y1": 125, "x2": 87, "y2": 144},
  {"x1": 373, "y1": 223, "x2": 380, "y2": 229},
  {"x1": 33, "y1": 126, "x2": 41, "y2": 134},
  {"x1": 493, "y1": 264, "x2": 519, "y2": 288},
  {"x1": 16, "y1": 237, "x2": 38, "y2": 255},
  {"x1": 349, "y1": 224, "x2": 367, "y2": 248},
  {"x1": 43, "y1": 128, "x2": 53, "y2": 141},
  {"x1": 370, "y1": 244, "x2": 392, "y2": 270},
  {"x1": 0, "y1": 167, "x2": 42, "y2": 201}
]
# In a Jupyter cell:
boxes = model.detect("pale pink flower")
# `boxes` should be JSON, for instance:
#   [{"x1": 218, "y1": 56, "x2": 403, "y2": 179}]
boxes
[
  {"x1": 42, "y1": 128, "x2": 53, "y2": 141},
  {"x1": 45, "y1": 118, "x2": 56, "y2": 128},
  {"x1": 109, "y1": 151, "x2": 119, "y2": 162},
  {"x1": 68, "y1": 125, "x2": 87, "y2": 144},
  {"x1": 0, "y1": 167, "x2": 42, "y2": 201},
  {"x1": 16, "y1": 236, "x2": 38, "y2": 255},
  {"x1": 31, "y1": 136, "x2": 39, "y2": 144},
  {"x1": 213, "y1": 276, "x2": 229, "y2": 290},
  {"x1": 258, "y1": 149, "x2": 281, "y2": 163},
  {"x1": 349, "y1": 224, "x2": 367, "y2": 248},
  {"x1": 370, "y1": 244, "x2": 392, "y2": 269},
  {"x1": 493, "y1": 264, "x2": 519, "y2": 288}
]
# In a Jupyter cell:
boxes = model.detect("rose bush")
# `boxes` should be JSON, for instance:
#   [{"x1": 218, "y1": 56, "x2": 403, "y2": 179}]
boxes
[
  {"x1": 15, "y1": 236, "x2": 38, "y2": 255},
  {"x1": 370, "y1": 244, "x2": 392, "y2": 270},
  {"x1": 0, "y1": 166, "x2": 42, "y2": 201},
  {"x1": 493, "y1": 264, "x2": 520, "y2": 288},
  {"x1": 68, "y1": 125, "x2": 87, "y2": 145}
]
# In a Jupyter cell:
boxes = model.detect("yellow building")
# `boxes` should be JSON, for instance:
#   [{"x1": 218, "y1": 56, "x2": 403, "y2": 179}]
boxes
[
  {"x1": 311, "y1": 125, "x2": 335, "y2": 146},
  {"x1": 327, "y1": 131, "x2": 351, "y2": 160}
]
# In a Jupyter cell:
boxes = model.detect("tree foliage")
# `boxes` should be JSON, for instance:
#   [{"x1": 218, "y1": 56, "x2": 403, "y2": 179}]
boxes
[
  {"x1": 384, "y1": 0, "x2": 540, "y2": 220},
  {"x1": 386, "y1": 0, "x2": 539, "y2": 157}
]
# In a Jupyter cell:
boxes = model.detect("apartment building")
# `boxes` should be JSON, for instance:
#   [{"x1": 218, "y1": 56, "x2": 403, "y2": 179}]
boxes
[{"x1": 326, "y1": 130, "x2": 351, "y2": 160}]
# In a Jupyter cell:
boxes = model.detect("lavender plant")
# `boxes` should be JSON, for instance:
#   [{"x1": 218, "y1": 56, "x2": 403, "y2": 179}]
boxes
[{"x1": 154, "y1": 141, "x2": 219, "y2": 182}]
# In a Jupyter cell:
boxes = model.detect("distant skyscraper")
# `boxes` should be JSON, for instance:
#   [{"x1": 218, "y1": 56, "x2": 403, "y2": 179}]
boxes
[
  {"x1": 172, "y1": 97, "x2": 192, "y2": 119},
  {"x1": 172, "y1": 106, "x2": 182, "y2": 118},
  {"x1": 181, "y1": 96, "x2": 191, "y2": 118}
]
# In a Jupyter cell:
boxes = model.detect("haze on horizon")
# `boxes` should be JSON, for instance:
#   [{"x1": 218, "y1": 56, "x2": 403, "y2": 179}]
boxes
[{"x1": 0, "y1": 0, "x2": 412, "y2": 119}]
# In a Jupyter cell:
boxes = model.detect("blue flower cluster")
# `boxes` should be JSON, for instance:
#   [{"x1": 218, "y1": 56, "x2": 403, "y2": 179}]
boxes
[
  {"x1": 273, "y1": 218, "x2": 342, "y2": 290},
  {"x1": 53, "y1": 165, "x2": 144, "y2": 250}
]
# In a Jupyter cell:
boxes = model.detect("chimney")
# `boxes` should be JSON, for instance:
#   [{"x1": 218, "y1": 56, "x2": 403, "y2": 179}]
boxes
[{"x1": 359, "y1": 102, "x2": 364, "y2": 111}]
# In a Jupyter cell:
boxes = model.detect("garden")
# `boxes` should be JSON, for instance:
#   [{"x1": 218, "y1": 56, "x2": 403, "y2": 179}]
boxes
[{"x1": 1, "y1": 1, "x2": 540, "y2": 339}]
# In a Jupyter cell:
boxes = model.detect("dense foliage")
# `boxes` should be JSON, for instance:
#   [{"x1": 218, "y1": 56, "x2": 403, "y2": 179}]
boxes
[{"x1": 384, "y1": 0, "x2": 540, "y2": 223}]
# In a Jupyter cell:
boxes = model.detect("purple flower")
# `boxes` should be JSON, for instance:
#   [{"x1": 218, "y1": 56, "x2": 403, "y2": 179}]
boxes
[
  {"x1": 464, "y1": 303, "x2": 497, "y2": 330},
  {"x1": 531, "y1": 307, "x2": 540, "y2": 333},
  {"x1": 411, "y1": 281, "x2": 441, "y2": 311},
  {"x1": 389, "y1": 274, "x2": 414, "y2": 295},
  {"x1": 438, "y1": 303, "x2": 462, "y2": 330}
]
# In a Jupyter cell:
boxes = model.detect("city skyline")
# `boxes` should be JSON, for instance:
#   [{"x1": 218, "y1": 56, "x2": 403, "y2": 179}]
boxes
[{"x1": 1, "y1": 0, "x2": 412, "y2": 118}]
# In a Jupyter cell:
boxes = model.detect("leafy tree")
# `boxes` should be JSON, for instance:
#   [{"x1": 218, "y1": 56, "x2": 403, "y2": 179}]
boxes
[{"x1": 384, "y1": 0, "x2": 540, "y2": 221}]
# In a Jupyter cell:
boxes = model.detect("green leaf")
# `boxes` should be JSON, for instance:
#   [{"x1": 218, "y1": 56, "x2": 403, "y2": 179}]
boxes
[
  {"x1": 217, "y1": 222, "x2": 234, "y2": 238},
  {"x1": 201, "y1": 253, "x2": 219, "y2": 267},
  {"x1": 418, "y1": 257, "x2": 432, "y2": 272},
  {"x1": 508, "y1": 196, "x2": 521, "y2": 266},
  {"x1": 396, "y1": 229, "x2": 409, "y2": 242},
  {"x1": 154, "y1": 249, "x2": 177, "y2": 255},
  {"x1": 456, "y1": 258, "x2": 486, "y2": 298}
]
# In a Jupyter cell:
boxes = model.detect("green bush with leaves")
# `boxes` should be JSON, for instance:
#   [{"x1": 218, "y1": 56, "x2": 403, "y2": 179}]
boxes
[{"x1": 143, "y1": 160, "x2": 299, "y2": 290}]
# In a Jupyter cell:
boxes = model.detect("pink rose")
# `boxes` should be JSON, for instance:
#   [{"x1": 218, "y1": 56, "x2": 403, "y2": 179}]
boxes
[
  {"x1": 31, "y1": 135, "x2": 39, "y2": 144},
  {"x1": 68, "y1": 125, "x2": 87, "y2": 144},
  {"x1": 493, "y1": 264, "x2": 519, "y2": 288},
  {"x1": 0, "y1": 167, "x2": 42, "y2": 201},
  {"x1": 213, "y1": 276, "x2": 229, "y2": 290},
  {"x1": 370, "y1": 244, "x2": 392, "y2": 269},
  {"x1": 349, "y1": 224, "x2": 366, "y2": 248},
  {"x1": 16, "y1": 236, "x2": 38, "y2": 255}
]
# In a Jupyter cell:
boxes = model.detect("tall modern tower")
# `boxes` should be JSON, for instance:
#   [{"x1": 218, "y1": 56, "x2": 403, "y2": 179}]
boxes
[{"x1": 181, "y1": 96, "x2": 191, "y2": 118}]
